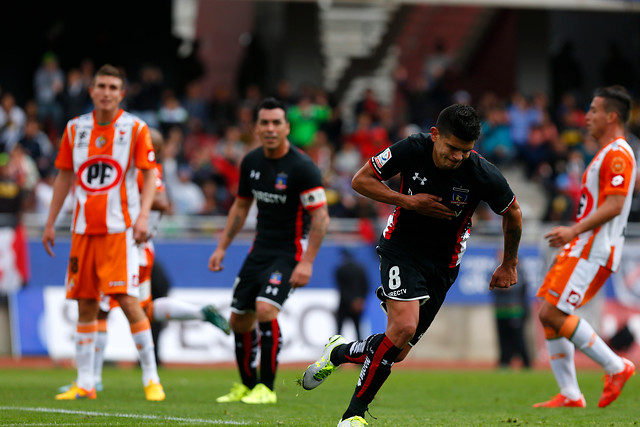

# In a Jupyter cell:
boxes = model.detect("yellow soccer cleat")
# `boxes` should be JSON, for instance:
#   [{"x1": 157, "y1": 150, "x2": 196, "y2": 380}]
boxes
[
  {"x1": 240, "y1": 383, "x2": 277, "y2": 404},
  {"x1": 216, "y1": 383, "x2": 251, "y2": 403},
  {"x1": 55, "y1": 384, "x2": 97, "y2": 400},
  {"x1": 144, "y1": 380, "x2": 166, "y2": 401}
]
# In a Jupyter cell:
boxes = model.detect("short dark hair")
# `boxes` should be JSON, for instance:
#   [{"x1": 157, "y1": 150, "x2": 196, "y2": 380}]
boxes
[
  {"x1": 254, "y1": 97, "x2": 287, "y2": 122},
  {"x1": 594, "y1": 85, "x2": 631, "y2": 124},
  {"x1": 435, "y1": 104, "x2": 481, "y2": 142},
  {"x1": 94, "y1": 64, "x2": 124, "y2": 86}
]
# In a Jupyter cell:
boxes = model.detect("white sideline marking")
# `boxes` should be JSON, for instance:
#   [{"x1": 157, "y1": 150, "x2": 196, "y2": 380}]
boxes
[{"x1": 0, "y1": 406, "x2": 249, "y2": 425}]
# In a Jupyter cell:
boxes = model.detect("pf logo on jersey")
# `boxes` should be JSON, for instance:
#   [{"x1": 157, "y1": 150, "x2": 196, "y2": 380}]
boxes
[{"x1": 78, "y1": 155, "x2": 123, "y2": 193}]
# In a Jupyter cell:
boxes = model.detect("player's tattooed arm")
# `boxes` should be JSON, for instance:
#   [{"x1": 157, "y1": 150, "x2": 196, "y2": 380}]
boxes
[
  {"x1": 489, "y1": 199, "x2": 522, "y2": 290},
  {"x1": 502, "y1": 199, "x2": 522, "y2": 266}
]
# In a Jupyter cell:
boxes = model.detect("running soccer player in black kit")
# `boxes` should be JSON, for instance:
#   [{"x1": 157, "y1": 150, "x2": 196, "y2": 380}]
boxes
[
  {"x1": 209, "y1": 98, "x2": 330, "y2": 404},
  {"x1": 302, "y1": 104, "x2": 523, "y2": 426}
]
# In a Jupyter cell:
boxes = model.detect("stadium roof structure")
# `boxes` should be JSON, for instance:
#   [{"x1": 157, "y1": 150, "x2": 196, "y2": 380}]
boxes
[{"x1": 272, "y1": 0, "x2": 640, "y2": 13}]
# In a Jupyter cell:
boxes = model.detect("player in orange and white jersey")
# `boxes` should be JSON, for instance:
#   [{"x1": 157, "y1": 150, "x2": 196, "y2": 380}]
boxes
[
  {"x1": 534, "y1": 86, "x2": 636, "y2": 409},
  {"x1": 42, "y1": 64, "x2": 164, "y2": 401},
  {"x1": 71, "y1": 128, "x2": 229, "y2": 393}
]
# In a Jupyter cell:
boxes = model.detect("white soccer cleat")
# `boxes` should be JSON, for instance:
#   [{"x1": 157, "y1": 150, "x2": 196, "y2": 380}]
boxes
[{"x1": 302, "y1": 334, "x2": 346, "y2": 390}]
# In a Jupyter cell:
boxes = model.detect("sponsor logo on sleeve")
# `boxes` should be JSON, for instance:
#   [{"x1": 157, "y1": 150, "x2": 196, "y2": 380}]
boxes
[
  {"x1": 611, "y1": 175, "x2": 624, "y2": 186},
  {"x1": 374, "y1": 148, "x2": 392, "y2": 169}
]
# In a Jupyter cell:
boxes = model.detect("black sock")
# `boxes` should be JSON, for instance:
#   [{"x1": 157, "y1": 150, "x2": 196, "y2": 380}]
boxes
[
  {"x1": 331, "y1": 333, "x2": 385, "y2": 366},
  {"x1": 235, "y1": 330, "x2": 258, "y2": 389},
  {"x1": 342, "y1": 335, "x2": 401, "y2": 419},
  {"x1": 258, "y1": 319, "x2": 282, "y2": 390}
]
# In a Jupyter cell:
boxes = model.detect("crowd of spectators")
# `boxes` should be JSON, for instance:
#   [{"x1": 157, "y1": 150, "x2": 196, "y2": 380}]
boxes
[{"x1": 3, "y1": 52, "x2": 640, "y2": 236}]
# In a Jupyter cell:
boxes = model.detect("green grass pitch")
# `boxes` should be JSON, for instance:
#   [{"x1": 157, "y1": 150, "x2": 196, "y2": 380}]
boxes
[{"x1": 0, "y1": 364, "x2": 638, "y2": 426}]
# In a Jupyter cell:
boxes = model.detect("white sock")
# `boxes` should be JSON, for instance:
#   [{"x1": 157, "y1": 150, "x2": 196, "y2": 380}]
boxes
[
  {"x1": 152, "y1": 297, "x2": 204, "y2": 321},
  {"x1": 94, "y1": 331, "x2": 108, "y2": 384},
  {"x1": 546, "y1": 337, "x2": 581, "y2": 400},
  {"x1": 131, "y1": 320, "x2": 160, "y2": 385},
  {"x1": 570, "y1": 318, "x2": 624, "y2": 374},
  {"x1": 75, "y1": 321, "x2": 98, "y2": 391}
]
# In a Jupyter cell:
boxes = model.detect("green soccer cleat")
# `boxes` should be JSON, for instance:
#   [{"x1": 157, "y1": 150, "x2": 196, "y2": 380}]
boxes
[
  {"x1": 240, "y1": 383, "x2": 277, "y2": 404},
  {"x1": 216, "y1": 383, "x2": 251, "y2": 403},
  {"x1": 302, "y1": 334, "x2": 346, "y2": 390},
  {"x1": 337, "y1": 416, "x2": 368, "y2": 426},
  {"x1": 202, "y1": 304, "x2": 231, "y2": 335}
]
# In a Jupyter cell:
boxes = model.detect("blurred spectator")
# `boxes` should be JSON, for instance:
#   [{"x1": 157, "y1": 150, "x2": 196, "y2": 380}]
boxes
[
  {"x1": 129, "y1": 65, "x2": 164, "y2": 128},
  {"x1": 0, "y1": 93, "x2": 27, "y2": 153},
  {"x1": 521, "y1": 111, "x2": 558, "y2": 178},
  {"x1": 394, "y1": 67, "x2": 439, "y2": 130},
  {"x1": 209, "y1": 85, "x2": 237, "y2": 134},
  {"x1": 200, "y1": 179, "x2": 228, "y2": 215},
  {"x1": 550, "y1": 40, "x2": 584, "y2": 105},
  {"x1": 157, "y1": 91, "x2": 189, "y2": 135},
  {"x1": 182, "y1": 80, "x2": 210, "y2": 132},
  {"x1": 478, "y1": 105, "x2": 514, "y2": 166},
  {"x1": 170, "y1": 165, "x2": 205, "y2": 215},
  {"x1": 345, "y1": 111, "x2": 390, "y2": 161},
  {"x1": 33, "y1": 51, "x2": 65, "y2": 136},
  {"x1": 423, "y1": 38, "x2": 453, "y2": 87},
  {"x1": 8, "y1": 144, "x2": 40, "y2": 196},
  {"x1": 287, "y1": 95, "x2": 330, "y2": 149},
  {"x1": 333, "y1": 141, "x2": 362, "y2": 178},
  {"x1": 0, "y1": 152, "x2": 30, "y2": 294},
  {"x1": 58, "y1": 68, "x2": 91, "y2": 122},
  {"x1": 274, "y1": 78, "x2": 297, "y2": 108},
  {"x1": 334, "y1": 248, "x2": 369, "y2": 340},
  {"x1": 492, "y1": 250, "x2": 530, "y2": 369},
  {"x1": 17, "y1": 117, "x2": 54, "y2": 177},
  {"x1": 507, "y1": 92, "x2": 543, "y2": 163},
  {"x1": 354, "y1": 88, "x2": 381, "y2": 122},
  {"x1": 215, "y1": 126, "x2": 247, "y2": 167}
]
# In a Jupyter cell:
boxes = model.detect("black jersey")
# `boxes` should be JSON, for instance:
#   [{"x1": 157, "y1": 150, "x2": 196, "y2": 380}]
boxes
[
  {"x1": 237, "y1": 145, "x2": 326, "y2": 258},
  {"x1": 370, "y1": 133, "x2": 515, "y2": 268}
]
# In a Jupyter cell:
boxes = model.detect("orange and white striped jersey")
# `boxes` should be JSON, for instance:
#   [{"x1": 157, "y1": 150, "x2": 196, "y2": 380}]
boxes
[
  {"x1": 55, "y1": 109, "x2": 156, "y2": 235},
  {"x1": 563, "y1": 137, "x2": 636, "y2": 271}
]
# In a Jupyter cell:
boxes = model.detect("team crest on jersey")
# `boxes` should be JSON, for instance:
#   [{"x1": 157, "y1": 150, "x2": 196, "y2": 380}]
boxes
[
  {"x1": 77, "y1": 155, "x2": 123, "y2": 194},
  {"x1": 268, "y1": 271, "x2": 283, "y2": 285},
  {"x1": 374, "y1": 148, "x2": 392, "y2": 169},
  {"x1": 451, "y1": 187, "x2": 469, "y2": 206},
  {"x1": 95, "y1": 135, "x2": 107, "y2": 148},
  {"x1": 611, "y1": 156, "x2": 625, "y2": 173},
  {"x1": 275, "y1": 173, "x2": 288, "y2": 190}
]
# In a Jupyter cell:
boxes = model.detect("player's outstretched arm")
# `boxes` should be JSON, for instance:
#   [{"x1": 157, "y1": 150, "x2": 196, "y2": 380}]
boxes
[
  {"x1": 42, "y1": 169, "x2": 74, "y2": 257},
  {"x1": 545, "y1": 194, "x2": 625, "y2": 248},
  {"x1": 208, "y1": 197, "x2": 253, "y2": 272},
  {"x1": 490, "y1": 199, "x2": 522, "y2": 290},
  {"x1": 291, "y1": 204, "x2": 329, "y2": 288}
]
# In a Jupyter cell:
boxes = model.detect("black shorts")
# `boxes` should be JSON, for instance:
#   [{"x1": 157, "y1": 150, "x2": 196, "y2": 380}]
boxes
[
  {"x1": 376, "y1": 244, "x2": 459, "y2": 346},
  {"x1": 231, "y1": 250, "x2": 297, "y2": 313}
]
